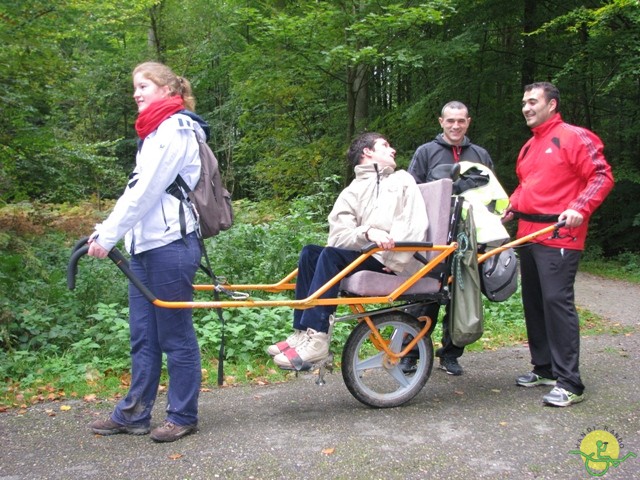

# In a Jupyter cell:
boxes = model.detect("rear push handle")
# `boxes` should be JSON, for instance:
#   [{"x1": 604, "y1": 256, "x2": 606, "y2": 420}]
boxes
[{"x1": 67, "y1": 237, "x2": 157, "y2": 303}]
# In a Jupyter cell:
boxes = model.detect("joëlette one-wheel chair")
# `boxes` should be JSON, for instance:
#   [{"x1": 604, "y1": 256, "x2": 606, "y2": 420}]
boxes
[{"x1": 68, "y1": 178, "x2": 563, "y2": 409}]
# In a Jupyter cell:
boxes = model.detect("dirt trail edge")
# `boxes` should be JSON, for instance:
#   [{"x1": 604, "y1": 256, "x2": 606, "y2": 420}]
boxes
[{"x1": 1, "y1": 272, "x2": 639, "y2": 480}]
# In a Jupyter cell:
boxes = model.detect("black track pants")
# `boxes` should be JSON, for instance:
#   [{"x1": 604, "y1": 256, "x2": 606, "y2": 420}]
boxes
[{"x1": 519, "y1": 243, "x2": 584, "y2": 395}]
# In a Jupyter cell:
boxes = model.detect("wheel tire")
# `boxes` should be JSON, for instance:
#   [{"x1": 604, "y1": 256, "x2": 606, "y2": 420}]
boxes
[{"x1": 341, "y1": 312, "x2": 434, "y2": 408}]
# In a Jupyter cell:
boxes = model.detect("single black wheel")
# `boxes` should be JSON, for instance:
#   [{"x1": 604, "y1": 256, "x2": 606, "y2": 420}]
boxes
[{"x1": 341, "y1": 312, "x2": 434, "y2": 408}]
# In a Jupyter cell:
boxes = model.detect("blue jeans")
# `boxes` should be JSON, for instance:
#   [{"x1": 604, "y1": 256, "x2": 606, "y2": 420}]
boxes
[
  {"x1": 294, "y1": 245, "x2": 389, "y2": 333},
  {"x1": 111, "y1": 233, "x2": 202, "y2": 428}
]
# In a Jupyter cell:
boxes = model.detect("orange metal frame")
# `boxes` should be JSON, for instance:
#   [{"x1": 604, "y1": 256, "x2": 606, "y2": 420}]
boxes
[{"x1": 82, "y1": 223, "x2": 562, "y2": 363}]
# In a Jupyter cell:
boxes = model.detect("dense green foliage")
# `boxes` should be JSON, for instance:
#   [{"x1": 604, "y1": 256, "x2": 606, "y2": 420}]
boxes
[
  {"x1": 2, "y1": 0, "x2": 639, "y2": 253},
  {"x1": 1, "y1": 0, "x2": 639, "y2": 404},
  {"x1": 1, "y1": 194, "x2": 636, "y2": 405}
]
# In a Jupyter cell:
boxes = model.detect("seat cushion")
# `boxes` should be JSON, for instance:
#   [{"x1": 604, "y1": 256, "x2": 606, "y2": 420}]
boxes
[{"x1": 341, "y1": 271, "x2": 441, "y2": 296}]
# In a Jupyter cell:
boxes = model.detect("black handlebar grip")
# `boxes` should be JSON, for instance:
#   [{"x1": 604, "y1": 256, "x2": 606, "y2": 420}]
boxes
[
  {"x1": 67, "y1": 245, "x2": 89, "y2": 290},
  {"x1": 66, "y1": 240, "x2": 156, "y2": 303},
  {"x1": 71, "y1": 236, "x2": 91, "y2": 255}
]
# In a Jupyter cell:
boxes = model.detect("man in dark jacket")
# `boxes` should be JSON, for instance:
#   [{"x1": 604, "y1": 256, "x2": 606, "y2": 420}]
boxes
[{"x1": 407, "y1": 101, "x2": 494, "y2": 375}]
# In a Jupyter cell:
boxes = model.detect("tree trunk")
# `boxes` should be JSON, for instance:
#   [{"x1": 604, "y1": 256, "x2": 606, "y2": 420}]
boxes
[
  {"x1": 346, "y1": 64, "x2": 369, "y2": 142},
  {"x1": 345, "y1": 63, "x2": 369, "y2": 183},
  {"x1": 148, "y1": 3, "x2": 164, "y2": 60},
  {"x1": 521, "y1": 0, "x2": 537, "y2": 88}
]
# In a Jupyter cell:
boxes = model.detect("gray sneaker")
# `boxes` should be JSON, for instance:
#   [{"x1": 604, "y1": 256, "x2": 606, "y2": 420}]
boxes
[
  {"x1": 89, "y1": 416, "x2": 150, "y2": 436},
  {"x1": 516, "y1": 372, "x2": 557, "y2": 388},
  {"x1": 543, "y1": 387, "x2": 584, "y2": 407},
  {"x1": 150, "y1": 421, "x2": 198, "y2": 442}
]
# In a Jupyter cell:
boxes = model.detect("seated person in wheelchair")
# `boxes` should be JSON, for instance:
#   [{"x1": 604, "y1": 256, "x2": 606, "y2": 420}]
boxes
[{"x1": 268, "y1": 131, "x2": 429, "y2": 370}]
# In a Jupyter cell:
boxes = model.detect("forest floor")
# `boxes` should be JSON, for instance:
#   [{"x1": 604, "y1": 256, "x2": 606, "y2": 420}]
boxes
[{"x1": 0, "y1": 272, "x2": 639, "y2": 480}]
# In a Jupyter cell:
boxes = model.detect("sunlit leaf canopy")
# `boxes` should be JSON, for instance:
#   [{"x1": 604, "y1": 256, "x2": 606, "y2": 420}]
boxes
[{"x1": 1, "y1": 0, "x2": 638, "y2": 252}]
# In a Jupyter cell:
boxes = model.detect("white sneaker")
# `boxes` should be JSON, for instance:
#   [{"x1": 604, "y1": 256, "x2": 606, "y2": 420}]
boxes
[
  {"x1": 273, "y1": 329, "x2": 329, "y2": 370},
  {"x1": 267, "y1": 329, "x2": 306, "y2": 356}
]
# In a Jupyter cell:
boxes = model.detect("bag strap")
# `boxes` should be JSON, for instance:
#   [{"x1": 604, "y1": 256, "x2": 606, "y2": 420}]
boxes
[
  {"x1": 196, "y1": 236, "x2": 226, "y2": 386},
  {"x1": 196, "y1": 234, "x2": 249, "y2": 387},
  {"x1": 166, "y1": 174, "x2": 194, "y2": 241}
]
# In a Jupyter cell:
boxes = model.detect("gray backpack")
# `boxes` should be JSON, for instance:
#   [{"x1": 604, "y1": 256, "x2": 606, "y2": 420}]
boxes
[{"x1": 168, "y1": 136, "x2": 233, "y2": 240}]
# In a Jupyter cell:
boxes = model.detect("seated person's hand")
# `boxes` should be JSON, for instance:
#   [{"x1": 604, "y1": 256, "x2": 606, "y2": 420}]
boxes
[{"x1": 367, "y1": 227, "x2": 395, "y2": 250}]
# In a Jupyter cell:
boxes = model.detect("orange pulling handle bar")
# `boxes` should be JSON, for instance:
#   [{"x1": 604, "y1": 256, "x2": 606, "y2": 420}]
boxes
[{"x1": 477, "y1": 221, "x2": 566, "y2": 264}]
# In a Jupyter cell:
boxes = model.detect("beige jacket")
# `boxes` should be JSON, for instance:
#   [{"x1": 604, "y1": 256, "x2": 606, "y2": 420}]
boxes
[{"x1": 327, "y1": 164, "x2": 428, "y2": 274}]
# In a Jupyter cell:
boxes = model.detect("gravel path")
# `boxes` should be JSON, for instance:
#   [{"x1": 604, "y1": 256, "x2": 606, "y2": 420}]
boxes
[{"x1": 574, "y1": 272, "x2": 640, "y2": 326}]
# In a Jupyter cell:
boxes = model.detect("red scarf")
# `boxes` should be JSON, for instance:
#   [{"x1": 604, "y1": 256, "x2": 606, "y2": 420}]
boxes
[{"x1": 135, "y1": 96, "x2": 185, "y2": 140}]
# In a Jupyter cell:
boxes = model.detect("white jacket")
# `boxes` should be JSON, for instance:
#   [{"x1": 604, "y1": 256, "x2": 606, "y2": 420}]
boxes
[
  {"x1": 328, "y1": 164, "x2": 428, "y2": 274},
  {"x1": 95, "y1": 113, "x2": 203, "y2": 254}
]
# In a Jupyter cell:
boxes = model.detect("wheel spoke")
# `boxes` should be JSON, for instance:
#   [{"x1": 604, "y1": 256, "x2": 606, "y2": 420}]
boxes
[
  {"x1": 388, "y1": 326, "x2": 406, "y2": 352},
  {"x1": 354, "y1": 352, "x2": 384, "y2": 372},
  {"x1": 386, "y1": 365, "x2": 411, "y2": 387}
]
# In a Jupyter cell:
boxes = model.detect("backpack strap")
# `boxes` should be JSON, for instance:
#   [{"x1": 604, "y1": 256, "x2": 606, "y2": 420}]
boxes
[{"x1": 166, "y1": 174, "x2": 197, "y2": 241}]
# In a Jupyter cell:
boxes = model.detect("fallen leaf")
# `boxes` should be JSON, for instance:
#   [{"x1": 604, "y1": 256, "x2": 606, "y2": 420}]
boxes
[
  {"x1": 119, "y1": 372, "x2": 131, "y2": 387},
  {"x1": 491, "y1": 389, "x2": 501, "y2": 393},
  {"x1": 454, "y1": 390, "x2": 464, "y2": 396},
  {"x1": 83, "y1": 394, "x2": 97, "y2": 403},
  {"x1": 499, "y1": 421, "x2": 508, "y2": 426},
  {"x1": 60, "y1": 405, "x2": 71, "y2": 411},
  {"x1": 321, "y1": 447, "x2": 335, "y2": 455},
  {"x1": 168, "y1": 453, "x2": 183, "y2": 460}
]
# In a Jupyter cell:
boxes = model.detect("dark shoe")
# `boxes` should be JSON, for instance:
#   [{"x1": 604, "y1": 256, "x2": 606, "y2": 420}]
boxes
[
  {"x1": 89, "y1": 416, "x2": 150, "y2": 436},
  {"x1": 150, "y1": 421, "x2": 198, "y2": 443},
  {"x1": 516, "y1": 372, "x2": 557, "y2": 388},
  {"x1": 399, "y1": 356, "x2": 418, "y2": 374},
  {"x1": 543, "y1": 387, "x2": 584, "y2": 407},
  {"x1": 439, "y1": 357, "x2": 463, "y2": 376}
]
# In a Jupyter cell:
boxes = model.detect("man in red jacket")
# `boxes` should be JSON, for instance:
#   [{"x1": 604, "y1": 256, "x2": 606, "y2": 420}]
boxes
[{"x1": 505, "y1": 82, "x2": 614, "y2": 407}]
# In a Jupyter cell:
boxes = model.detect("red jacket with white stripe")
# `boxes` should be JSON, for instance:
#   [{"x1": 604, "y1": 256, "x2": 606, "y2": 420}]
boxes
[{"x1": 510, "y1": 113, "x2": 614, "y2": 250}]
